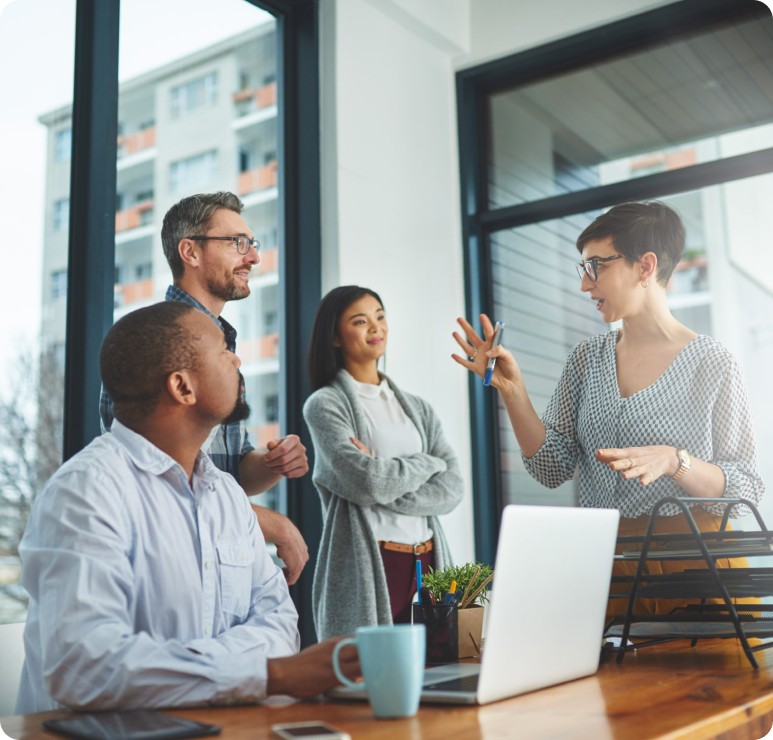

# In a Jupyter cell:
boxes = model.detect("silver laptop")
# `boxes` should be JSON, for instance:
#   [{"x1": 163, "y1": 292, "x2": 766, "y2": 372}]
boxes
[{"x1": 330, "y1": 504, "x2": 619, "y2": 705}]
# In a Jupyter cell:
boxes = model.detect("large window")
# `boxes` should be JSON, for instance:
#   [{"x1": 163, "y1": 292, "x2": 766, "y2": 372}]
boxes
[
  {"x1": 4, "y1": 0, "x2": 321, "y2": 647},
  {"x1": 0, "y1": 0, "x2": 76, "y2": 625},
  {"x1": 458, "y1": 1, "x2": 773, "y2": 563}
]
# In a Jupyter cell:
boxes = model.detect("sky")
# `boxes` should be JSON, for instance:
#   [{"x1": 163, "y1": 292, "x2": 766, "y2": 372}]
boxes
[{"x1": 0, "y1": 0, "x2": 271, "y2": 391}]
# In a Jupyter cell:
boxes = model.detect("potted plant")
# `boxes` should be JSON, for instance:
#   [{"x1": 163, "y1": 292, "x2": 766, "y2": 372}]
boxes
[{"x1": 421, "y1": 563, "x2": 493, "y2": 658}]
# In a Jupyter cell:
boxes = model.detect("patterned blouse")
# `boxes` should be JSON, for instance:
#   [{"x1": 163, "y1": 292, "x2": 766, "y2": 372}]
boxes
[{"x1": 522, "y1": 330, "x2": 764, "y2": 518}]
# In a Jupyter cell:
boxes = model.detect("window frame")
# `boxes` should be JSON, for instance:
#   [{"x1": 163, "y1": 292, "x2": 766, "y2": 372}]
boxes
[
  {"x1": 64, "y1": 0, "x2": 321, "y2": 646},
  {"x1": 455, "y1": 0, "x2": 772, "y2": 566}
]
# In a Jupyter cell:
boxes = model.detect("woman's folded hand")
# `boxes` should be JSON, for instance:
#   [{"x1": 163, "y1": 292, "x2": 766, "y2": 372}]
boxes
[{"x1": 596, "y1": 446, "x2": 680, "y2": 486}]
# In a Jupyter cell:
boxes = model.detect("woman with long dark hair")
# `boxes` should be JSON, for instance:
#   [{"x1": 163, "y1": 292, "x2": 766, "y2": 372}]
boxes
[{"x1": 303, "y1": 286, "x2": 464, "y2": 639}]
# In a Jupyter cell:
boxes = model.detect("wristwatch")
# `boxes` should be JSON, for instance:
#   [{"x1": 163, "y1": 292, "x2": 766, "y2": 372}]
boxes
[{"x1": 672, "y1": 449, "x2": 692, "y2": 481}]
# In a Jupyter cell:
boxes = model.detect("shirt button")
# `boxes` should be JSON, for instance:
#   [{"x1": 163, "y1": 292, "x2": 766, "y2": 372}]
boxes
[
  {"x1": 205, "y1": 560, "x2": 212, "y2": 570},
  {"x1": 205, "y1": 623, "x2": 211, "y2": 635},
  {"x1": 242, "y1": 552, "x2": 247, "y2": 561},
  {"x1": 174, "y1": 466, "x2": 183, "y2": 475}
]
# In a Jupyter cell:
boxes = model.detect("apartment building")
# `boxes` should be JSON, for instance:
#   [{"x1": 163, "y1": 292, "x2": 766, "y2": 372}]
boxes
[{"x1": 37, "y1": 21, "x2": 283, "y2": 505}]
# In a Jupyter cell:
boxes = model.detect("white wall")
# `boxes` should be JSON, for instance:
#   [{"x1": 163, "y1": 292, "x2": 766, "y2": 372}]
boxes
[
  {"x1": 318, "y1": 0, "x2": 685, "y2": 564},
  {"x1": 458, "y1": 0, "x2": 679, "y2": 69}
]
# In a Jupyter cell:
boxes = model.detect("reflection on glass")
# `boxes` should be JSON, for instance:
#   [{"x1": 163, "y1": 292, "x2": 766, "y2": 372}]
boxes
[
  {"x1": 0, "y1": 0, "x2": 76, "y2": 624},
  {"x1": 488, "y1": 13, "x2": 773, "y2": 209}
]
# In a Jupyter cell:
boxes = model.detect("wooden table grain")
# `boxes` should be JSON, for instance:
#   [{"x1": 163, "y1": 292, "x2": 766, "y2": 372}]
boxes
[{"x1": 3, "y1": 639, "x2": 773, "y2": 740}]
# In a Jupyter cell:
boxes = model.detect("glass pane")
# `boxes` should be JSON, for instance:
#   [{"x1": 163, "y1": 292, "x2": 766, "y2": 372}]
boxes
[
  {"x1": 488, "y1": 12, "x2": 773, "y2": 209},
  {"x1": 491, "y1": 212, "x2": 607, "y2": 508},
  {"x1": 114, "y1": 0, "x2": 281, "y2": 510},
  {"x1": 492, "y1": 175, "x2": 773, "y2": 532},
  {"x1": 0, "y1": 0, "x2": 76, "y2": 624}
]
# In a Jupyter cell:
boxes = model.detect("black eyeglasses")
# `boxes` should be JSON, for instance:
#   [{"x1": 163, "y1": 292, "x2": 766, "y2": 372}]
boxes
[
  {"x1": 575, "y1": 254, "x2": 624, "y2": 281},
  {"x1": 187, "y1": 235, "x2": 260, "y2": 255}
]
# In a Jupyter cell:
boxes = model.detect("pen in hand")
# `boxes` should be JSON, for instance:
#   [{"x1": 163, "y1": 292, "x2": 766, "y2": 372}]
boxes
[{"x1": 484, "y1": 322, "x2": 505, "y2": 387}]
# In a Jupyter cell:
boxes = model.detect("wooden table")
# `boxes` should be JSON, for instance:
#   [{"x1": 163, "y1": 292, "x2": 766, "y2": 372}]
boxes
[{"x1": 4, "y1": 639, "x2": 773, "y2": 740}]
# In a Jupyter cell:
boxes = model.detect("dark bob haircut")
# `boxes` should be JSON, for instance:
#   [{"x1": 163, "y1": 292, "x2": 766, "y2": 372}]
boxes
[
  {"x1": 100, "y1": 301, "x2": 200, "y2": 425},
  {"x1": 307, "y1": 285, "x2": 384, "y2": 392},
  {"x1": 576, "y1": 201, "x2": 685, "y2": 286}
]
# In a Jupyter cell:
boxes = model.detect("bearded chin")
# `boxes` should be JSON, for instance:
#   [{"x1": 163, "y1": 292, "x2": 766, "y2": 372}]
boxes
[
  {"x1": 222, "y1": 393, "x2": 251, "y2": 425},
  {"x1": 206, "y1": 273, "x2": 250, "y2": 302}
]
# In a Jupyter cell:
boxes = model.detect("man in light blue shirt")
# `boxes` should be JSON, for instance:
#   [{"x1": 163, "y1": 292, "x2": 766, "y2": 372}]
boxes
[{"x1": 16, "y1": 301, "x2": 359, "y2": 713}]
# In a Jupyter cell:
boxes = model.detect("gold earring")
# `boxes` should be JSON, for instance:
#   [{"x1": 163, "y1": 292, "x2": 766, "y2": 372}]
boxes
[{"x1": 642, "y1": 280, "x2": 649, "y2": 288}]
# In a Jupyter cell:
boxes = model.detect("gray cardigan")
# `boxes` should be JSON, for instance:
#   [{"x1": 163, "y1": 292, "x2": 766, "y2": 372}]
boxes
[{"x1": 303, "y1": 370, "x2": 464, "y2": 639}]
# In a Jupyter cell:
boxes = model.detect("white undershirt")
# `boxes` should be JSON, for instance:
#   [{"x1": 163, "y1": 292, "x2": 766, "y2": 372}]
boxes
[{"x1": 346, "y1": 371, "x2": 433, "y2": 546}]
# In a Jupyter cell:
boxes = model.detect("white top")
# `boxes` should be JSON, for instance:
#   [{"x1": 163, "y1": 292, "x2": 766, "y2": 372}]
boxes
[
  {"x1": 347, "y1": 371, "x2": 433, "y2": 545},
  {"x1": 16, "y1": 420, "x2": 299, "y2": 714}
]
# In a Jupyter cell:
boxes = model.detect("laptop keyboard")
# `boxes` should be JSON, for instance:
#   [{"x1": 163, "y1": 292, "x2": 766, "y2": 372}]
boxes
[{"x1": 425, "y1": 674, "x2": 480, "y2": 693}]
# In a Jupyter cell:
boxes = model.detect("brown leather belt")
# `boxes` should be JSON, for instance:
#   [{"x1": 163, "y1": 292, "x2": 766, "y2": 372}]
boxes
[{"x1": 378, "y1": 539, "x2": 433, "y2": 555}]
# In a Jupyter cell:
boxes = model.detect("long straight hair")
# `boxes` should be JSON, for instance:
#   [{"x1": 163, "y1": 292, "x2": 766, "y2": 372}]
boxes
[{"x1": 307, "y1": 285, "x2": 384, "y2": 392}]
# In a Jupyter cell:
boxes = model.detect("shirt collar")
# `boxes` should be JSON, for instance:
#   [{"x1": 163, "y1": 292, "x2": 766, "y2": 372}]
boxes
[
  {"x1": 110, "y1": 419, "x2": 221, "y2": 485},
  {"x1": 165, "y1": 285, "x2": 238, "y2": 351},
  {"x1": 343, "y1": 369, "x2": 394, "y2": 401}
]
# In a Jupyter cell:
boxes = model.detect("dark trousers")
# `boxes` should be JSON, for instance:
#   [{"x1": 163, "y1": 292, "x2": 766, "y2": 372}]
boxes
[{"x1": 379, "y1": 544, "x2": 434, "y2": 624}]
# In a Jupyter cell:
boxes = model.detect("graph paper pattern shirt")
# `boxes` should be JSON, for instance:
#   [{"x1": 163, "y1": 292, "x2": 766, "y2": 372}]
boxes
[{"x1": 522, "y1": 331, "x2": 764, "y2": 518}]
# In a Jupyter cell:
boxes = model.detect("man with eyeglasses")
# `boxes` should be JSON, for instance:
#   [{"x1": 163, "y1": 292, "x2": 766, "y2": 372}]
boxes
[{"x1": 100, "y1": 192, "x2": 310, "y2": 584}]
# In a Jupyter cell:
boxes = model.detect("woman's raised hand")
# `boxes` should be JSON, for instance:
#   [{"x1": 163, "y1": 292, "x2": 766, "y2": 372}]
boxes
[{"x1": 452, "y1": 314, "x2": 521, "y2": 392}]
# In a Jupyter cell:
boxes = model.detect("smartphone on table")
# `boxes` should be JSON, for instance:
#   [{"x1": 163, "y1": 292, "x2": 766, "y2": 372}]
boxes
[{"x1": 271, "y1": 721, "x2": 351, "y2": 740}]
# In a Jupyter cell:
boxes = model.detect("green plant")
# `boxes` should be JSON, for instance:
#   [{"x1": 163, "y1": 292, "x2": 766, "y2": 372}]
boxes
[{"x1": 422, "y1": 562, "x2": 493, "y2": 607}]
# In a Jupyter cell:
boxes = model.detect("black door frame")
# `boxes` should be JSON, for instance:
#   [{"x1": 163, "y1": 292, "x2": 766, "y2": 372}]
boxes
[{"x1": 455, "y1": 0, "x2": 771, "y2": 566}]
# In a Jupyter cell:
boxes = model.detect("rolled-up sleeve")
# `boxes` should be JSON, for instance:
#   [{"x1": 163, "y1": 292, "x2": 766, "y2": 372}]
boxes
[
  {"x1": 708, "y1": 357, "x2": 765, "y2": 516},
  {"x1": 522, "y1": 344, "x2": 587, "y2": 489}
]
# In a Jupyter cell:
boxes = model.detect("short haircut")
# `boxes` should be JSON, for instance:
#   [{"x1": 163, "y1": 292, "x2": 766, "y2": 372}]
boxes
[
  {"x1": 307, "y1": 286, "x2": 384, "y2": 392},
  {"x1": 576, "y1": 201, "x2": 686, "y2": 286},
  {"x1": 100, "y1": 301, "x2": 200, "y2": 425},
  {"x1": 161, "y1": 192, "x2": 244, "y2": 280}
]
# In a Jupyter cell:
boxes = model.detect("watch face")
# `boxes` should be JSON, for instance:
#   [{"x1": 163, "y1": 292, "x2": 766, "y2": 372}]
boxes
[{"x1": 678, "y1": 449, "x2": 691, "y2": 467}]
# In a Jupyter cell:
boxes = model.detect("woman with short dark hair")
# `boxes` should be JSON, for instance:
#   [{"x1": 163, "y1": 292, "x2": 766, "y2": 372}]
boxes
[
  {"x1": 454, "y1": 201, "x2": 764, "y2": 616},
  {"x1": 304, "y1": 286, "x2": 464, "y2": 639}
]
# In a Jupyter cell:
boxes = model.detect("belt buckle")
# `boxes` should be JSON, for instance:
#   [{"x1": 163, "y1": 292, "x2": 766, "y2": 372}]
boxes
[{"x1": 413, "y1": 543, "x2": 422, "y2": 555}]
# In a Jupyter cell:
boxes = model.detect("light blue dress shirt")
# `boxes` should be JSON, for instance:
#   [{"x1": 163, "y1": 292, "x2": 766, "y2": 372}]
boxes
[{"x1": 16, "y1": 420, "x2": 299, "y2": 714}]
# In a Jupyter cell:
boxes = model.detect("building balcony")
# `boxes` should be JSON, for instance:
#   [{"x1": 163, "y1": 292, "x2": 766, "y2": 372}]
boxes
[
  {"x1": 238, "y1": 332, "x2": 279, "y2": 364},
  {"x1": 233, "y1": 82, "x2": 277, "y2": 116},
  {"x1": 238, "y1": 162, "x2": 278, "y2": 196},
  {"x1": 117, "y1": 127, "x2": 156, "y2": 158},
  {"x1": 116, "y1": 200, "x2": 154, "y2": 233},
  {"x1": 114, "y1": 278, "x2": 153, "y2": 308}
]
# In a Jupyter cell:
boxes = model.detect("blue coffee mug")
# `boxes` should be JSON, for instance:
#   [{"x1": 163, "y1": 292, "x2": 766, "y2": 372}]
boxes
[{"x1": 332, "y1": 624, "x2": 425, "y2": 719}]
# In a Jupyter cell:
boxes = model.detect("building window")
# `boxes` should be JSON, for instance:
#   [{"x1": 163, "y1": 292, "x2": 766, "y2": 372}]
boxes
[
  {"x1": 169, "y1": 150, "x2": 217, "y2": 193},
  {"x1": 55, "y1": 128, "x2": 72, "y2": 161},
  {"x1": 53, "y1": 198, "x2": 69, "y2": 231},
  {"x1": 51, "y1": 269, "x2": 68, "y2": 301},
  {"x1": 265, "y1": 394, "x2": 279, "y2": 423},
  {"x1": 170, "y1": 72, "x2": 217, "y2": 119}
]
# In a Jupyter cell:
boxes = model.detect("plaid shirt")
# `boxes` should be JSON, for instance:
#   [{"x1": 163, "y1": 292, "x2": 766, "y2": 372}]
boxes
[{"x1": 99, "y1": 285, "x2": 255, "y2": 483}]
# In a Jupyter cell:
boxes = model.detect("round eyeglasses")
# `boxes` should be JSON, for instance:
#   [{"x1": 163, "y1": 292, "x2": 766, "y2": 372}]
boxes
[
  {"x1": 187, "y1": 235, "x2": 260, "y2": 255},
  {"x1": 575, "y1": 254, "x2": 624, "y2": 282}
]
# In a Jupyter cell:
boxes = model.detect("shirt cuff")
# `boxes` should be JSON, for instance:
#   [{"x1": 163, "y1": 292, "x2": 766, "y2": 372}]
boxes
[{"x1": 212, "y1": 652, "x2": 269, "y2": 705}]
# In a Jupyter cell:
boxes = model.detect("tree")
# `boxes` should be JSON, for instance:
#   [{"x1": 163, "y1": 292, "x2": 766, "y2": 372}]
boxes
[{"x1": 0, "y1": 347, "x2": 64, "y2": 614}]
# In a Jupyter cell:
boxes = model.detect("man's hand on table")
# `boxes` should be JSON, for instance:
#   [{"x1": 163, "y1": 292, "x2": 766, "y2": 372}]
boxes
[
  {"x1": 267, "y1": 638, "x2": 361, "y2": 698},
  {"x1": 252, "y1": 505, "x2": 309, "y2": 585}
]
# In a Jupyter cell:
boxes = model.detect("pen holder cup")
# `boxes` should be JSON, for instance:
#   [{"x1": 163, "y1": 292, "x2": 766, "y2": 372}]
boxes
[{"x1": 412, "y1": 603, "x2": 458, "y2": 664}]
